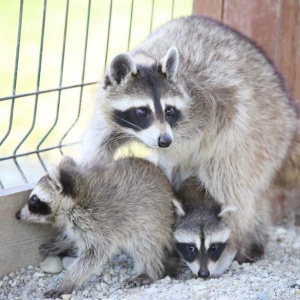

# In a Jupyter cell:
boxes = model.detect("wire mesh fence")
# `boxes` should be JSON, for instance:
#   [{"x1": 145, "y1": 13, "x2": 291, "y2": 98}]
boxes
[{"x1": 0, "y1": 0, "x2": 193, "y2": 190}]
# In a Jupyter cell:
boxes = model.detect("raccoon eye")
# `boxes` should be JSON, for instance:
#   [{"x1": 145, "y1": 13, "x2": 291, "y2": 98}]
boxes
[
  {"x1": 30, "y1": 195, "x2": 40, "y2": 205},
  {"x1": 136, "y1": 107, "x2": 149, "y2": 118},
  {"x1": 165, "y1": 107, "x2": 175, "y2": 117},
  {"x1": 187, "y1": 245, "x2": 196, "y2": 252},
  {"x1": 210, "y1": 244, "x2": 218, "y2": 252}
]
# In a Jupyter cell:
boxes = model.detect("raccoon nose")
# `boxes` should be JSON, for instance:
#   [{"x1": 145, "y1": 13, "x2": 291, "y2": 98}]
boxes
[
  {"x1": 16, "y1": 210, "x2": 21, "y2": 220},
  {"x1": 198, "y1": 270, "x2": 210, "y2": 278},
  {"x1": 158, "y1": 134, "x2": 172, "y2": 148}
]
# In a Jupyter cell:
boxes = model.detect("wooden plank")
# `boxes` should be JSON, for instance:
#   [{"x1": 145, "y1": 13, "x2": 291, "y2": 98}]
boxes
[
  {"x1": 0, "y1": 186, "x2": 57, "y2": 278},
  {"x1": 222, "y1": 0, "x2": 281, "y2": 63},
  {"x1": 193, "y1": 0, "x2": 223, "y2": 21},
  {"x1": 277, "y1": 0, "x2": 300, "y2": 103}
]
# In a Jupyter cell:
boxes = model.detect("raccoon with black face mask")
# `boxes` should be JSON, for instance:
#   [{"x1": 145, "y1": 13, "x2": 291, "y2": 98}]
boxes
[
  {"x1": 81, "y1": 15, "x2": 294, "y2": 261},
  {"x1": 16, "y1": 156, "x2": 175, "y2": 298},
  {"x1": 172, "y1": 178, "x2": 238, "y2": 278}
]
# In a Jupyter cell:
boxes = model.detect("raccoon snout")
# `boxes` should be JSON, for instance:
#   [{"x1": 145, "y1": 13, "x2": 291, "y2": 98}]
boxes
[
  {"x1": 16, "y1": 210, "x2": 21, "y2": 220},
  {"x1": 198, "y1": 270, "x2": 210, "y2": 278},
  {"x1": 158, "y1": 134, "x2": 172, "y2": 148}
]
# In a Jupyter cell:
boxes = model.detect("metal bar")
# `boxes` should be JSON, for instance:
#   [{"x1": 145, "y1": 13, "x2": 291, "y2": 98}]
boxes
[
  {"x1": 0, "y1": 142, "x2": 79, "y2": 162},
  {"x1": 104, "y1": 0, "x2": 113, "y2": 70},
  {"x1": 36, "y1": 0, "x2": 70, "y2": 170},
  {"x1": 13, "y1": 0, "x2": 48, "y2": 183},
  {"x1": 0, "y1": 0, "x2": 24, "y2": 189},
  {"x1": 171, "y1": 0, "x2": 175, "y2": 19},
  {"x1": 149, "y1": 0, "x2": 155, "y2": 33},
  {"x1": 0, "y1": 81, "x2": 99, "y2": 102},
  {"x1": 0, "y1": 0, "x2": 23, "y2": 147},
  {"x1": 127, "y1": 0, "x2": 134, "y2": 51},
  {"x1": 59, "y1": 0, "x2": 92, "y2": 155}
]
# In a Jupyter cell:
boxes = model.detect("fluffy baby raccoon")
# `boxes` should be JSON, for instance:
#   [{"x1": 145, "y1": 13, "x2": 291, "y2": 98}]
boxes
[
  {"x1": 16, "y1": 156, "x2": 175, "y2": 298},
  {"x1": 173, "y1": 178, "x2": 249, "y2": 278}
]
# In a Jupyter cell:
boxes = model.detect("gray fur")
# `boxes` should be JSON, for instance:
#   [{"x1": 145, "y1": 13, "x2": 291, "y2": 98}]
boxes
[
  {"x1": 17, "y1": 156, "x2": 175, "y2": 297},
  {"x1": 81, "y1": 16, "x2": 294, "y2": 261},
  {"x1": 173, "y1": 178, "x2": 238, "y2": 277}
]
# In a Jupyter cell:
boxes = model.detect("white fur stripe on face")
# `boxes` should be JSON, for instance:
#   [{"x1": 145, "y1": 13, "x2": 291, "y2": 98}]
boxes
[
  {"x1": 111, "y1": 98, "x2": 155, "y2": 112},
  {"x1": 161, "y1": 97, "x2": 185, "y2": 110},
  {"x1": 204, "y1": 228, "x2": 231, "y2": 250},
  {"x1": 187, "y1": 260, "x2": 200, "y2": 276},
  {"x1": 111, "y1": 97, "x2": 185, "y2": 112},
  {"x1": 174, "y1": 230, "x2": 201, "y2": 250}
]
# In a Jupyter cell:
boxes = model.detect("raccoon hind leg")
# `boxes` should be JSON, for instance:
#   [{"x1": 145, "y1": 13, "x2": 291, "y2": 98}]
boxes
[{"x1": 128, "y1": 240, "x2": 166, "y2": 286}]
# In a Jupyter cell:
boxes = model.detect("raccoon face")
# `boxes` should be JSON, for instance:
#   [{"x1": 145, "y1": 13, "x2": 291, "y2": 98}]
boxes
[
  {"x1": 173, "y1": 199, "x2": 237, "y2": 278},
  {"x1": 16, "y1": 177, "x2": 57, "y2": 224},
  {"x1": 16, "y1": 156, "x2": 77, "y2": 225},
  {"x1": 102, "y1": 48, "x2": 190, "y2": 149}
]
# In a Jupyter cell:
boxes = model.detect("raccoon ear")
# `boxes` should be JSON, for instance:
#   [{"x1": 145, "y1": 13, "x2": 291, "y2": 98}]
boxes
[
  {"x1": 48, "y1": 167, "x2": 63, "y2": 192},
  {"x1": 173, "y1": 198, "x2": 186, "y2": 217},
  {"x1": 159, "y1": 47, "x2": 179, "y2": 80},
  {"x1": 59, "y1": 156, "x2": 77, "y2": 169},
  {"x1": 218, "y1": 205, "x2": 237, "y2": 218},
  {"x1": 109, "y1": 53, "x2": 137, "y2": 86}
]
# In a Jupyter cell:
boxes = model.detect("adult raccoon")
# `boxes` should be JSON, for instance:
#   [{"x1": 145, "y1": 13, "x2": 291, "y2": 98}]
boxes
[{"x1": 82, "y1": 16, "x2": 297, "y2": 261}]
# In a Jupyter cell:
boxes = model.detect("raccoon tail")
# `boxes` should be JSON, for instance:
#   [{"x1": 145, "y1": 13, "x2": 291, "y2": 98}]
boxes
[{"x1": 275, "y1": 119, "x2": 300, "y2": 189}]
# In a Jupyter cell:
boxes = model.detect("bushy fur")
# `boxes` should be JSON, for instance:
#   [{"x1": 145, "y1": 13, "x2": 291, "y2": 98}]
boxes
[
  {"x1": 16, "y1": 156, "x2": 175, "y2": 298},
  {"x1": 82, "y1": 16, "x2": 296, "y2": 261},
  {"x1": 173, "y1": 178, "x2": 239, "y2": 278}
]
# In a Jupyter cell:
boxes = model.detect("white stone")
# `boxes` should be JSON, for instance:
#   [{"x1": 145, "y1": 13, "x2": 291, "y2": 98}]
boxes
[
  {"x1": 231, "y1": 260, "x2": 240, "y2": 270},
  {"x1": 103, "y1": 273, "x2": 111, "y2": 283},
  {"x1": 292, "y1": 242, "x2": 300, "y2": 250},
  {"x1": 62, "y1": 256, "x2": 76, "y2": 270},
  {"x1": 40, "y1": 256, "x2": 63, "y2": 274},
  {"x1": 33, "y1": 272, "x2": 45, "y2": 278},
  {"x1": 61, "y1": 295, "x2": 71, "y2": 300},
  {"x1": 100, "y1": 282, "x2": 109, "y2": 289}
]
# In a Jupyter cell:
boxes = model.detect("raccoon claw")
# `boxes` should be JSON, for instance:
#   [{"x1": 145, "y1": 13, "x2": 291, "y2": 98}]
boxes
[
  {"x1": 126, "y1": 274, "x2": 153, "y2": 288},
  {"x1": 39, "y1": 243, "x2": 61, "y2": 256},
  {"x1": 44, "y1": 288, "x2": 64, "y2": 299}
]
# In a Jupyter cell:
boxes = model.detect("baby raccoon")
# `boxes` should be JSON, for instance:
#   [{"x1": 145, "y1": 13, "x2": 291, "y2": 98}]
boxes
[
  {"x1": 16, "y1": 156, "x2": 175, "y2": 298},
  {"x1": 173, "y1": 178, "x2": 239, "y2": 278}
]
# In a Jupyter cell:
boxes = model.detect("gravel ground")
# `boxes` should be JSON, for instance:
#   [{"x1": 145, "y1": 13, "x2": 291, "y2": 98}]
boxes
[{"x1": 1, "y1": 212, "x2": 299, "y2": 300}]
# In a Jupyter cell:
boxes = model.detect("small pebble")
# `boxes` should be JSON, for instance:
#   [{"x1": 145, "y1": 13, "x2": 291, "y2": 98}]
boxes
[
  {"x1": 62, "y1": 256, "x2": 76, "y2": 270},
  {"x1": 102, "y1": 273, "x2": 111, "y2": 283},
  {"x1": 292, "y1": 242, "x2": 300, "y2": 250},
  {"x1": 40, "y1": 256, "x2": 63, "y2": 274},
  {"x1": 61, "y1": 294, "x2": 72, "y2": 300},
  {"x1": 230, "y1": 261, "x2": 240, "y2": 270},
  {"x1": 33, "y1": 272, "x2": 45, "y2": 278}
]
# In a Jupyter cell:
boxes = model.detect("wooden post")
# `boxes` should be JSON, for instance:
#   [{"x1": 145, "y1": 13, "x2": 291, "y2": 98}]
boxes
[
  {"x1": 193, "y1": 0, "x2": 300, "y2": 103},
  {"x1": 193, "y1": 0, "x2": 300, "y2": 220}
]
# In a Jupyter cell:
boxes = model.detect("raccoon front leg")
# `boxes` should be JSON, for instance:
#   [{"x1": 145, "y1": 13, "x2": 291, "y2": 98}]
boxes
[
  {"x1": 39, "y1": 234, "x2": 75, "y2": 256},
  {"x1": 44, "y1": 248, "x2": 107, "y2": 298}
]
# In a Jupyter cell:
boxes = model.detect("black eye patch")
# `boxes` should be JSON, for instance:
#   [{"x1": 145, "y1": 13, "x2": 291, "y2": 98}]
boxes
[
  {"x1": 176, "y1": 242, "x2": 198, "y2": 262},
  {"x1": 28, "y1": 195, "x2": 52, "y2": 215},
  {"x1": 165, "y1": 106, "x2": 181, "y2": 128},
  {"x1": 113, "y1": 107, "x2": 153, "y2": 131},
  {"x1": 208, "y1": 243, "x2": 227, "y2": 262}
]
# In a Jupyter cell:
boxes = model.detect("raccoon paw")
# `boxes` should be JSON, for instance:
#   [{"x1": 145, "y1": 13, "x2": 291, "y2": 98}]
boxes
[
  {"x1": 39, "y1": 243, "x2": 62, "y2": 256},
  {"x1": 126, "y1": 273, "x2": 153, "y2": 288},
  {"x1": 44, "y1": 288, "x2": 64, "y2": 299},
  {"x1": 236, "y1": 243, "x2": 264, "y2": 264}
]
